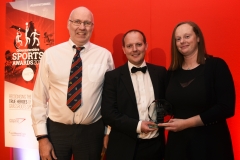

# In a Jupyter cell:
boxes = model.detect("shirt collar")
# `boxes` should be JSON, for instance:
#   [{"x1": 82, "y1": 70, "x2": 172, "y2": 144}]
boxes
[
  {"x1": 68, "y1": 39, "x2": 90, "y2": 53},
  {"x1": 128, "y1": 61, "x2": 147, "y2": 74}
]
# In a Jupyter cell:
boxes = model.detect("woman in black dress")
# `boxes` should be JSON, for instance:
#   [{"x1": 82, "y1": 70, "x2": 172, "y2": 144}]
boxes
[{"x1": 158, "y1": 21, "x2": 235, "y2": 160}]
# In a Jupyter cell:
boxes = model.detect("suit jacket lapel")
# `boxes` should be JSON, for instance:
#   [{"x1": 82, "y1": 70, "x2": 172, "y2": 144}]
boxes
[
  {"x1": 147, "y1": 63, "x2": 159, "y2": 100},
  {"x1": 120, "y1": 63, "x2": 137, "y2": 105}
]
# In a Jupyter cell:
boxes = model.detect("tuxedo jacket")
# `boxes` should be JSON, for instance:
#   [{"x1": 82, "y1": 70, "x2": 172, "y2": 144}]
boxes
[{"x1": 101, "y1": 62, "x2": 167, "y2": 160}]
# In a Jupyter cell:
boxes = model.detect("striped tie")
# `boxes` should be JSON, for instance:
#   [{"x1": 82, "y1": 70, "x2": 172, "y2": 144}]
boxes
[{"x1": 66, "y1": 45, "x2": 84, "y2": 112}]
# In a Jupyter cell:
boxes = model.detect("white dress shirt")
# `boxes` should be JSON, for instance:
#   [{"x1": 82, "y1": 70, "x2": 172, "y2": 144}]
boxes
[
  {"x1": 128, "y1": 61, "x2": 159, "y2": 139},
  {"x1": 31, "y1": 39, "x2": 114, "y2": 136}
]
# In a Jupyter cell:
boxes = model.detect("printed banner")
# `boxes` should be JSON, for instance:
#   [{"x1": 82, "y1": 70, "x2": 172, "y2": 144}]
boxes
[{"x1": 4, "y1": 0, "x2": 55, "y2": 149}]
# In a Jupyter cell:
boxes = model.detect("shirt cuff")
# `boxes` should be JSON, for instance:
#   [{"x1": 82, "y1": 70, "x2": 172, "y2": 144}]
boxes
[
  {"x1": 33, "y1": 123, "x2": 48, "y2": 136},
  {"x1": 136, "y1": 121, "x2": 142, "y2": 133},
  {"x1": 104, "y1": 125, "x2": 111, "y2": 135}
]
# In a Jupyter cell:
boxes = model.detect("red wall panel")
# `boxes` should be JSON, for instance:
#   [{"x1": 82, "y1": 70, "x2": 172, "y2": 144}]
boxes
[{"x1": 1, "y1": 1, "x2": 13, "y2": 159}]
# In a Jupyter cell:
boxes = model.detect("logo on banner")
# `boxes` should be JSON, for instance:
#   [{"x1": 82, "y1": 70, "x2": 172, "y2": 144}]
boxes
[
  {"x1": 9, "y1": 118, "x2": 26, "y2": 124},
  {"x1": 5, "y1": 20, "x2": 54, "y2": 84},
  {"x1": 9, "y1": 131, "x2": 26, "y2": 137}
]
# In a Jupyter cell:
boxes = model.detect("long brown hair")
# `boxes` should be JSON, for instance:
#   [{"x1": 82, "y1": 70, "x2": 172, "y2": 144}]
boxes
[{"x1": 169, "y1": 21, "x2": 209, "y2": 71}]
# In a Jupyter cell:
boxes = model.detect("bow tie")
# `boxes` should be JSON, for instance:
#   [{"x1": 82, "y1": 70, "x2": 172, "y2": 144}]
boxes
[{"x1": 131, "y1": 66, "x2": 147, "y2": 73}]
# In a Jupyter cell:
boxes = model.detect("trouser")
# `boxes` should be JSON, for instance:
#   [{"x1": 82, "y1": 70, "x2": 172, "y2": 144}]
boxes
[
  {"x1": 133, "y1": 135, "x2": 165, "y2": 160},
  {"x1": 47, "y1": 118, "x2": 104, "y2": 160}
]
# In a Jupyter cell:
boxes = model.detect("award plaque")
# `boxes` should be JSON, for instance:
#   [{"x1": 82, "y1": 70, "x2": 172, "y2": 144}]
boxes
[{"x1": 148, "y1": 99, "x2": 173, "y2": 129}]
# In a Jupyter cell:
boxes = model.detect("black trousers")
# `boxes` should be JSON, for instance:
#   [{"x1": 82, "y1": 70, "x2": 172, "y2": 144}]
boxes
[
  {"x1": 133, "y1": 135, "x2": 165, "y2": 160},
  {"x1": 47, "y1": 118, "x2": 104, "y2": 160}
]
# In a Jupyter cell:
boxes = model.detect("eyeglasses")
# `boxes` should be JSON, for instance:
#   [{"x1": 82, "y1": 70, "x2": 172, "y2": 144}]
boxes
[{"x1": 69, "y1": 20, "x2": 94, "y2": 27}]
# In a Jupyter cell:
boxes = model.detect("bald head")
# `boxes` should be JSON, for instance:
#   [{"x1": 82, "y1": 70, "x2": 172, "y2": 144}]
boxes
[{"x1": 69, "y1": 6, "x2": 94, "y2": 24}]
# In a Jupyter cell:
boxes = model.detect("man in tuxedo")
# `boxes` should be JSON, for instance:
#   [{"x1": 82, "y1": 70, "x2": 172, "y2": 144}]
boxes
[{"x1": 101, "y1": 29, "x2": 166, "y2": 160}]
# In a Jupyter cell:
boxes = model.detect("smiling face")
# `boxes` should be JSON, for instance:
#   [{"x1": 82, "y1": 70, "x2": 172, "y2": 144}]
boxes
[
  {"x1": 67, "y1": 7, "x2": 94, "y2": 46},
  {"x1": 122, "y1": 31, "x2": 148, "y2": 67},
  {"x1": 175, "y1": 23, "x2": 199, "y2": 57}
]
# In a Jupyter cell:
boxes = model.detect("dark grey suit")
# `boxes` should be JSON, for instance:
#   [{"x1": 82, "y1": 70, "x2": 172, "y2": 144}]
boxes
[{"x1": 101, "y1": 63, "x2": 166, "y2": 160}]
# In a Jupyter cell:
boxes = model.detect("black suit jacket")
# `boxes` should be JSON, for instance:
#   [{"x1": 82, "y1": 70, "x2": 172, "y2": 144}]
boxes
[{"x1": 101, "y1": 63, "x2": 166, "y2": 160}]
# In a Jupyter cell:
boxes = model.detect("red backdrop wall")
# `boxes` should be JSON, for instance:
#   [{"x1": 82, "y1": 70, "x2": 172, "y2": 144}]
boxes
[{"x1": 1, "y1": 0, "x2": 239, "y2": 159}]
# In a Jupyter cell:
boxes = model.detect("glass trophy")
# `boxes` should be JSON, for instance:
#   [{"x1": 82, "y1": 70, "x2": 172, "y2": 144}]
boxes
[{"x1": 148, "y1": 99, "x2": 173, "y2": 129}]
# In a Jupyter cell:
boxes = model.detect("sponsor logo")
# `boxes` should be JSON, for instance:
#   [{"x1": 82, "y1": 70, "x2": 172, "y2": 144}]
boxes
[
  {"x1": 9, "y1": 118, "x2": 26, "y2": 124},
  {"x1": 9, "y1": 131, "x2": 26, "y2": 137}
]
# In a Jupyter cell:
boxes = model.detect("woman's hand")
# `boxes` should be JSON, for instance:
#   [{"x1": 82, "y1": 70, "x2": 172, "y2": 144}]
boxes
[
  {"x1": 158, "y1": 115, "x2": 204, "y2": 132},
  {"x1": 158, "y1": 118, "x2": 188, "y2": 132}
]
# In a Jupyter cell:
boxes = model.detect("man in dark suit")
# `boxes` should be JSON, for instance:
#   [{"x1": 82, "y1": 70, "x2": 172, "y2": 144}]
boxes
[{"x1": 101, "y1": 29, "x2": 166, "y2": 160}]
